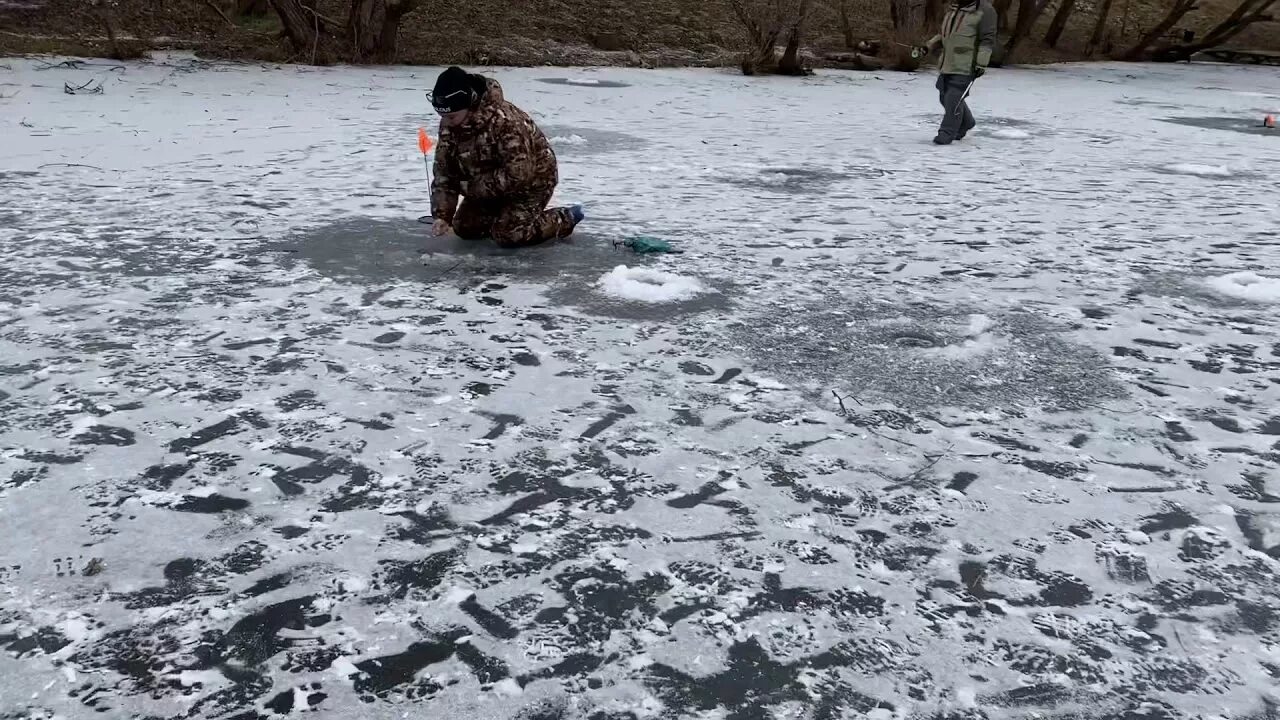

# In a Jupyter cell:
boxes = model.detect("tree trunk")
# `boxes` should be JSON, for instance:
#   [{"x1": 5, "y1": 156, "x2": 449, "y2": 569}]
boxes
[
  {"x1": 1120, "y1": 0, "x2": 1197, "y2": 60},
  {"x1": 838, "y1": 0, "x2": 855, "y2": 47},
  {"x1": 1004, "y1": 0, "x2": 1051, "y2": 59},
  {"x1": 778, "y1": 26, "x2": 805, "y2": 73},
  {"x1": 924, "y1": 0, "x2": 946, "y2": 26},
  {"x1": 993, "y1": 0, "x2": 1015, "y2": 32},
  {"x1": 1044, "y1": 0, "x2": 1077, "y2": 47},
  {"x1": 776, "y1": 0, "x2": 811, "y2": 74},
  {"x1": 1086, "y1": 0, "x2": 1115, "y2": 53},
  {"x1": 346, "y1": 0, "x2": 419, "y2": 63},
  {"x1": 890, "y1": 0, "x2": 907, "y2": 30},
  {"x1": 348, "y1": 0, "x2": 385, "y2": 61},
  {"x1": 268, "y1": 0, "x2": 322, "y2": 58}
]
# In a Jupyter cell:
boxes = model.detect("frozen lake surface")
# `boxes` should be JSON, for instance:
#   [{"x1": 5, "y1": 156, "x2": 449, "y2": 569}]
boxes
[{"x1": 1, "y1": 55, "x2": 1279, "y2": 719}]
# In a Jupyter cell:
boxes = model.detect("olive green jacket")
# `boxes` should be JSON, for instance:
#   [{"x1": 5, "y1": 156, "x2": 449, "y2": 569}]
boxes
[{"x1": 928, "y1": 0, "x2": 998, "y2": 76}]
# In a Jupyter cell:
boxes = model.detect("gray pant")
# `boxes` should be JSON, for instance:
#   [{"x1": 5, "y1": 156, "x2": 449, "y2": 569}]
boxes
[{"x1": 936, "y1": 74, "x2": 976, "y2": 140}]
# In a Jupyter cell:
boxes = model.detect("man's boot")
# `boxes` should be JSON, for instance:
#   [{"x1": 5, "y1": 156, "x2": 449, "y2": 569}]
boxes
[{"x1": 933, "y1": 133, "x2": 954, "y2": 145}]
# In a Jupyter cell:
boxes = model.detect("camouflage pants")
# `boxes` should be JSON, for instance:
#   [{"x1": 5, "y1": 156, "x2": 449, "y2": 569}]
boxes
[{"x1": 452, "y1": 186, "x2": 577, "y2": 248}]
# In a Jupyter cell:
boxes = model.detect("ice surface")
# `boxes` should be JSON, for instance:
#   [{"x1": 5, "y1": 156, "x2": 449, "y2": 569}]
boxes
[
  {"x1": 1206, "y1": 271, "x2": 1280, "y2": 303},
  {"x1": 2, "y1": 54, "x2": 1280, "y2": 720},
  {"x1": 598, "y1": 265, "x2": 707, "y2": 303}
]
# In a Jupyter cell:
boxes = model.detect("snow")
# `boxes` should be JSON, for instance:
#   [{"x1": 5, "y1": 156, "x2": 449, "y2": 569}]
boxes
[
  {"x1": 1161, "y1": 162, "x2": 1233, "y2": 177},
  {"x1": 1, "y1": 53, "x2": 1279, "y2": 720},
  {"x1": 987, "y1": 127, "x2": 1032, "y2": 139},
  {"x1": 1205, "y1": 271, "x2": 1280, "y2": 303},
  {"x1": 597, "y1": 265, "x2": 707, "y2": 303}
]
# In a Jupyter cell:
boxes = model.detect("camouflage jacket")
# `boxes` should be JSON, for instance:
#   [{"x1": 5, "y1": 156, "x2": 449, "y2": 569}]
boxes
[{"x1": 431, "y1": 77, "x2": 559, "y2": 224}]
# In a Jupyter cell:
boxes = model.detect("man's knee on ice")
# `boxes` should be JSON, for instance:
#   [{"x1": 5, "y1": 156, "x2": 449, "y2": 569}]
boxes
[
  {"x1": 452, "y1": 219, "x2": 490, "y2": 240},
  {"x1": 491, "y1": 225, "x2": 539, "y2": 248}
]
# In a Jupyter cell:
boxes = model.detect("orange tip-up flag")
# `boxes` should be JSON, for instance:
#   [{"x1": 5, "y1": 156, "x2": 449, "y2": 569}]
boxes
[{"x1": 418, "y1": 127, "x2": 434, "y2": 155}]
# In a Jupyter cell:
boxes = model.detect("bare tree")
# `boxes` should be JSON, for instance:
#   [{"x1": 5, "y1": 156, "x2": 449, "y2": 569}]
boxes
[
  {"x1": 268, "y1": 0, "x2": 329, "y2": 62},
  {"x1": 1121, "y1": 0, "x2": 1198, "y2": 59},
  {"x1": 993, "y1": 0, "x2": 1015, "y2": 32},
  {"x1": 924, "y1": 0, "x2": 947, "y2": 27},
  {"x1": 729, "y1": 0, "x2": 814, "y2": 75},
  {"x1": 1044, "y1": 0, "x2": 1078, "y2": 47},
  {"x1": 91, "y1": 0, "x2": 147, "y2": 59},
  {"x1": 1004, "y1": 0, "x2": 1052, "y2": 59},
  {"x1": 1150, "y1": 0, "x2": 1278, "y2": 60},
  {"x1": 348, "y1": 0, "x2": 421, "y2": 62},
  {"x1": 777, "y1": 0, "x2": 814, "y2": 74},
  {"x1": 836, "y1": 0, "x2": 856, "y2": 48},
  {"x1": 1087, "y1": 0, "x2": 1116, "y2": 54},
  {"x1": 265, "y1": 0, "x2": 421, "y2": 63}
]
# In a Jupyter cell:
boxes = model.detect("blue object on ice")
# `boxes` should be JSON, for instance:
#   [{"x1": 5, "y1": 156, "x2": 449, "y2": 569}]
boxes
[{"x1": 619, "y1": 235, "x2": 682, "y2": 254}]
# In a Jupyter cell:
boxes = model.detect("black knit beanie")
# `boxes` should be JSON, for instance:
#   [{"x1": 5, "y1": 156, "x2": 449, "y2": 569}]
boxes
[{"x1": 432, "y1": 67, "x2": 476, "y2": 113}]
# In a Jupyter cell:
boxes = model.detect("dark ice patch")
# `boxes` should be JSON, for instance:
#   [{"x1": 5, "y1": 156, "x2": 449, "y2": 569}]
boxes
[
  {"x1": 1159, "y1": 115, "x2": 1280, "y2": 137},
  {"x1": 1163, "y1": 422, "x2": 1197, "y2": 442},
  {"x1": 1140, "y1": 506, "x2": 1199, "y2": 534},
  {"x1": 667, "y1": 480, "x2": 729, "y2": 509},
  {"x1": 352, "y1": 629, "x2": 467, "y2": 698},
  {"x1": 205, "y1": 595, "x2": 327, "y2": 667},
  {"x1": 947, "y1": 472, "x2": 978, "y2": 493},
  {"x1": 170, "y1": 416, "x2": 242, "y2": 453},
  {"x1": 460, "y1": 594, "x2": 520, "y2": 639},
  {"x1": 374, "y1": 548, "x2": 459, "y2": 600},
  {"x1": 172, "y1": 494, "x2": 250, "y2": 513},
  {"x1": 73, "y1": 424, "x2": 136, "y2": 446},
  {"x1": 140, "y1": 461, "x2": 195, "y2": 490},
  {"x1": 679, "y1": 361, "x2": 715, "y2": 376},
  {"x1": 276, "y1": 389, "x2": 321, "y2": 412},
  {"x1": 730, "y1": 300, "x2": 1125, "y2": 411},
  {"x1": 3, "y1": 627, "x2": 71, "y2": 657}
]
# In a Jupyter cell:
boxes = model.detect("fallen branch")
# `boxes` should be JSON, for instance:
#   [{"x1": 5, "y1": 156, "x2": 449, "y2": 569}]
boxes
[
  {"x1": 832, "y1": 390, "x2": 850, "y2": 417},
  {"x1": 300, "y1": 4, "x2": 343, "y2": 32},
  {"x1": 38, "y1": 163, "x2": 107, "y2": 171},
  {"x1": 64, "y1": 79, "x2": 104, "y2": 95}
]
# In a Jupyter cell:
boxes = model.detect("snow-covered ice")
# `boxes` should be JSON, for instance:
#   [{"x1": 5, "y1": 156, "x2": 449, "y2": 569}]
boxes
[
  {"x1": 986, "y1": 127, "x2": 1032, "y2": 139},
  {"x1": 2, "y1": 54, "x2": 1280, "y2": 720},
  {"x1": 1206, "y1": 271, "x2": 1280, "y2": 303},
  {"x1": 1160, "y1": 162, "x2": 1234, "y2": 177},
  {"x1": 598, "y1": 265, "x2": 707, "y2": 303},
  {"x1": 550, "y1": 134, "x2": 590, "y2": 146}
]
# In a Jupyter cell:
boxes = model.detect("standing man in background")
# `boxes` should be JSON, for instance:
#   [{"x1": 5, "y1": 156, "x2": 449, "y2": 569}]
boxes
[{"x1": 923, "y1": 0, "x2": 998, "y2": 145}]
